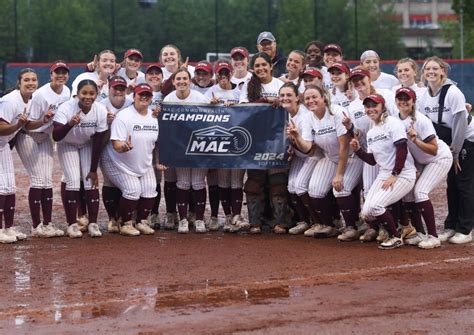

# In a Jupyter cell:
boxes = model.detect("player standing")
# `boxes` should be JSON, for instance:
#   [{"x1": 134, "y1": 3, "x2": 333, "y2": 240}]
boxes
[
  {"x1": 101, "y1": 83, "x2": 159, "y2": 236},
  {"x1": 418, "y1": 56, "x2": 474, "y2": 244},
  {"x1": 0, "y1": 69, "x2": 38, "y2": 243},
  {"x1": 351, "y1": 94, "x2": 416, "y2": 249},
  {"x1": 53, "y1": 80, "x2": 108, "y2": 238},
  {"x1": 16, "y1": 62, "x2": 70, "y2": 238}
]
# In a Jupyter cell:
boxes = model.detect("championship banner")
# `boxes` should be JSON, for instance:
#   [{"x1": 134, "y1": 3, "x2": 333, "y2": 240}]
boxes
[{"x1": 158, "y1": 103, "x2": 289, "y2": 169}]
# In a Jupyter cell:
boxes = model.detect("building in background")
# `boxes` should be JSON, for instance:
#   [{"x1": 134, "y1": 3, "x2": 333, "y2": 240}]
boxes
[{"x1": 390, "y1": 0, "x2": 457, "y2": 59}]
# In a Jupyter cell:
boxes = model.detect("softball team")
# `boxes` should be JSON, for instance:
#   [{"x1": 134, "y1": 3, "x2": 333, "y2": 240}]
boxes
[{"x1": 1, "y1": 39, "x2": 471, "y2": 249}]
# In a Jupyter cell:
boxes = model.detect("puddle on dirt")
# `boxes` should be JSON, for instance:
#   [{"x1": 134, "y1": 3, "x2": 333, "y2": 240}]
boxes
[{"x1": 3, "y1": 279, "x2": 294, "y2": 328}]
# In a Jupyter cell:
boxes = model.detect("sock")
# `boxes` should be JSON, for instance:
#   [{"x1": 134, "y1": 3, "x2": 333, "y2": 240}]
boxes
[
  {"x1": 41, "y1": 188, "x2": 53, "y2": 224},
  {"x1": 219, "y1": 187, "x2": 232, "y2": 216},
  {"x1": 28, "y1": 188, "x2": 42, "y2": 228}
]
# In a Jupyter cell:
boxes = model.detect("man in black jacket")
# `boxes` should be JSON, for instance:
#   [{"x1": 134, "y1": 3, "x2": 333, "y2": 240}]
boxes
[{"x1": 256, "y1": 31, "x2": 287, "y2": 78}]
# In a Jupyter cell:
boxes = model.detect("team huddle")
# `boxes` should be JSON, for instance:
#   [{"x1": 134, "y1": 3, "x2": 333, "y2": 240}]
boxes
[{"x1": 0, "y1": 31, "x2": 473, "y2": 250}]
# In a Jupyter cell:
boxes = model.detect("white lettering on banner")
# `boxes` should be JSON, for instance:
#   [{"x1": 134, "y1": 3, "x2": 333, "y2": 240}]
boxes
[
  {"x1": 162, "y1": 112, "x2": 230, "y2": 123},
  {"x1": 186, "y1": 125, "x2": 251, "y2": 156}
]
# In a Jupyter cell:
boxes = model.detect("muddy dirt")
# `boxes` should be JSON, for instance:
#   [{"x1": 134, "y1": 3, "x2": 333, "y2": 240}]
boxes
[{"x1": 0, "y1": 152, "x2": 473, "y2": 334}]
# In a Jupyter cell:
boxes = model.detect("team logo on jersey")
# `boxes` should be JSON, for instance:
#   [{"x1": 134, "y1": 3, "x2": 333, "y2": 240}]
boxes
[{"x1": 186, "y1": 125, "x2": 252, "y2": 156}]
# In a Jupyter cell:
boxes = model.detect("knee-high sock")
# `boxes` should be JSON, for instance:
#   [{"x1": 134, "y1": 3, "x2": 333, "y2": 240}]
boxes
[
  {"x1": 231, "y1": 188, "x2": 243, "y2": 215},
  {"x1": 0, "y1": 195, "x2": 5, "y2": 228},
  {"x1": 85, "y1": 189, "x2": 100, "y2": 223},
  {"x1": 208, "y1": 185, "x2": 219, "y2": 217},
  {"x1": 376, "y1": 210, "x2": 400, "y2": 237},
  {"x1": 102, "y1": 186, "x2": 122, "y2": 220},
  {"x1": 28, "y1": 188, "x2": 42, "y2": 228},
  {"x1": 164, "y1": 181, "x2": 177, "y2": 214},
  {"x1": 3, "y1": 194, "x2": 15, "y2": 229},
  {"x1": 310, "y1": 196, "x2": 333, "y2": 227},
  {"x1": 64, "y1": 190, "x2": 79, "y2": 225},
  {"x1": 299, "y1": 193, "x2": 319, "y2": 224},
  {"x1": 336, "y1": 194, "x2": 358, "y2": 228},
  {"x1": 416, "y1": 200, "x2": 437, "y2": 237},
  {"x1": 137, "y1": 197, "x2": 156, "y2": 222},
  {"x1": 402, "y1": 201, "x2": 425, "y2": 233},
  {"x1": 194, "y1": 188, "x2": 207, "y2": 221},
  {"x1": 176, "y1": 188, "x2": 190, "y2": 220},
  {"x1": 41, "y1": 188, "x2": 53, "y2": 225},
  {"x1": 119, "y1": 197, "x2": 138, "y2": 222},
  {"x1": 219, "y1": 187, "x2": 232, "y2": 216},
  {"x1": 290, "y1": 193, "x2": 309, "y2": 223}
]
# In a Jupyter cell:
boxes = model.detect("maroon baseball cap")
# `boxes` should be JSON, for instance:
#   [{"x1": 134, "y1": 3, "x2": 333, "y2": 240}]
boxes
[
  {"x1": 395, "y1": 87, "x2": 416, "y2": 102},
  {"x1": 134, "y1": 83, "x2": 153, "y2": 95},
  {"x1": 363, "y1": 94, "x2": 385, "y2": 106},
  {"x1": 328, "y1": 62, "x2": 350, "y2": 75},
  {"x1": 109, "y1": 76, "x2": 127, "y2": 89},
  {"x1": 323, "y1": 43, "x2": 343, "y2": 55},
  {"x1": 124, "y1": 48, "x2": 143, "y2": 59},
  {"x1": 50, "y1": 61, "x2": 69, "y2": 72},
  {"x1": 349, "y1": 68, "x2": 370, "y2": 81},
  {"x1": 230, "y1": 47, "x2": 249, "y2": 58},
  {"x1": 215, "y1": 62, "x2": 233, "y2": 74},
  {"x1": 302, "y1": 68, "x2": 323, "y2": 80},
  {"x1": 145, "y1": 63, "x2": 163, "y2": 74},
  {"x1": 195, "y1": 61, "x2": 213, "y2": 74}
]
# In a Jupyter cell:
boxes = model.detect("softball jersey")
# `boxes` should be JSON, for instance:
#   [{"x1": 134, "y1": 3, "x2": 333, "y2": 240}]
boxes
[
  {"x1": 372, "y1": 72, "x2": 399, "y2": 90},
  {"x1": 53, "y1": 99, "x2": 108, "y2": 146},
  {"x1": 231, "y1": 72, "x2": 252, "y2": 89},
  {"x1": 162, "y1": 65, "x2": 195, "y2": 81},
  {"x1": 28, "y1": 83, "x2": 70, "y2": 134},
  {"x1": 163, "y1": 90, "x2": 210, "y2": 104},
  {"x1": 99, "y1": 96, "x2": 133, "y2": 115},
  {"x1": 398, "y1": 111, "x2": 452, "y2": 165},
  {"x1": 71, "y1": 72, "x2": 109, "y2": 102},
  {"x1": 107, "y1": 106, "x2": 159, "y2": 177},
  {"x1": 239, "y1": 77, "x2": 284, "y2": 103},
  {"x1": 204, "y1": 84, "x2": 240, "y2": 104},
  {"x1": 116, "y1": 68, "x2": 146, "y2": 86},
  {"x1": 0, "y1": 91, "x2": 29, "y2": 147},
  {"x1": 418, "y1": 84, "x2": 474, "y2": 142},
  {"x1": 301, "y1": 104, "x2": 349, "y2": 163},
  {"x1": 366, "y1": 115, "x2": 416, "y2": 179}
]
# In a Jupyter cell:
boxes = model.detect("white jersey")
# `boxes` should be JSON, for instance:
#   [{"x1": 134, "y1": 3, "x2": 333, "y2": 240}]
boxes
[
  {"x1": 204, "y1": 84, "x2": 240, "y2": 104},
  {"x1": 231, "y1": 72, "x2": 252, "y2": 90},
  {"x1": 291, "y1": 105, "x2": 316, "y2": 159},
  {"x1": 53, "y1": 99, "x2": 108, "y2": 146},
  {"x1": 372, "y1": 72, "x2": 399, "y2": 90},
  {"x1": 330, "y1": 86, "x2": 356, "y2": 109},
  {"x1": 392, "y1": 83, "x2": 427, "y2": 99},
  {"x1": 191, "y1": 83, "x2": 213, "y2": 95},
  {"x1": 162, "y1": 65, "x2": 195, "y2": 81},
  {"x1": 239, "y1": 77, "x2": 284, "y2": 103},
  {"x1": 116, "y1": 68, "x2": 146, "y2": 86},
  {"x1": 301, "y1": 104, "x2": 348, "y2": 164},
  {"x1": 163, "y1": 89, "x2": 210, "y2": 104},
  {"x1": 0, "y1": 90, "x2": 30, "y2": 148},
  {"x1": 366, "y1": 115, "x2": 416, "y2": 178},
  {"x1": 321, "y1": 66, "x2": 334, "y2": 90},
  {"x1": 99, "y1": 96, "x2": 133, "y2": 115},
  {"x1": 347, "y1": 89, "x2": 397, "y2": 149},
  {"x1": 28, "y1": 83, "x2": 70, "y2": 134},
  {"x1": 71, "y1": 72, "x2": 109, "y2": 102},
  {"x1": 418, "y1": 84, "x2": 474, "y2": 141},
  {"x1": 397, "y1": 111, "x2": 452, "y2": 165},
  {"x1": 107, "y1": 105, "x2": 159, "y2": 176}
]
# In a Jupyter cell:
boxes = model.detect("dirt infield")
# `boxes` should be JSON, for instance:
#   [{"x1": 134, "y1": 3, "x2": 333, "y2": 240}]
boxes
[{"x1": 1, "y1": 152, "x2": 473, "y2": 334}]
